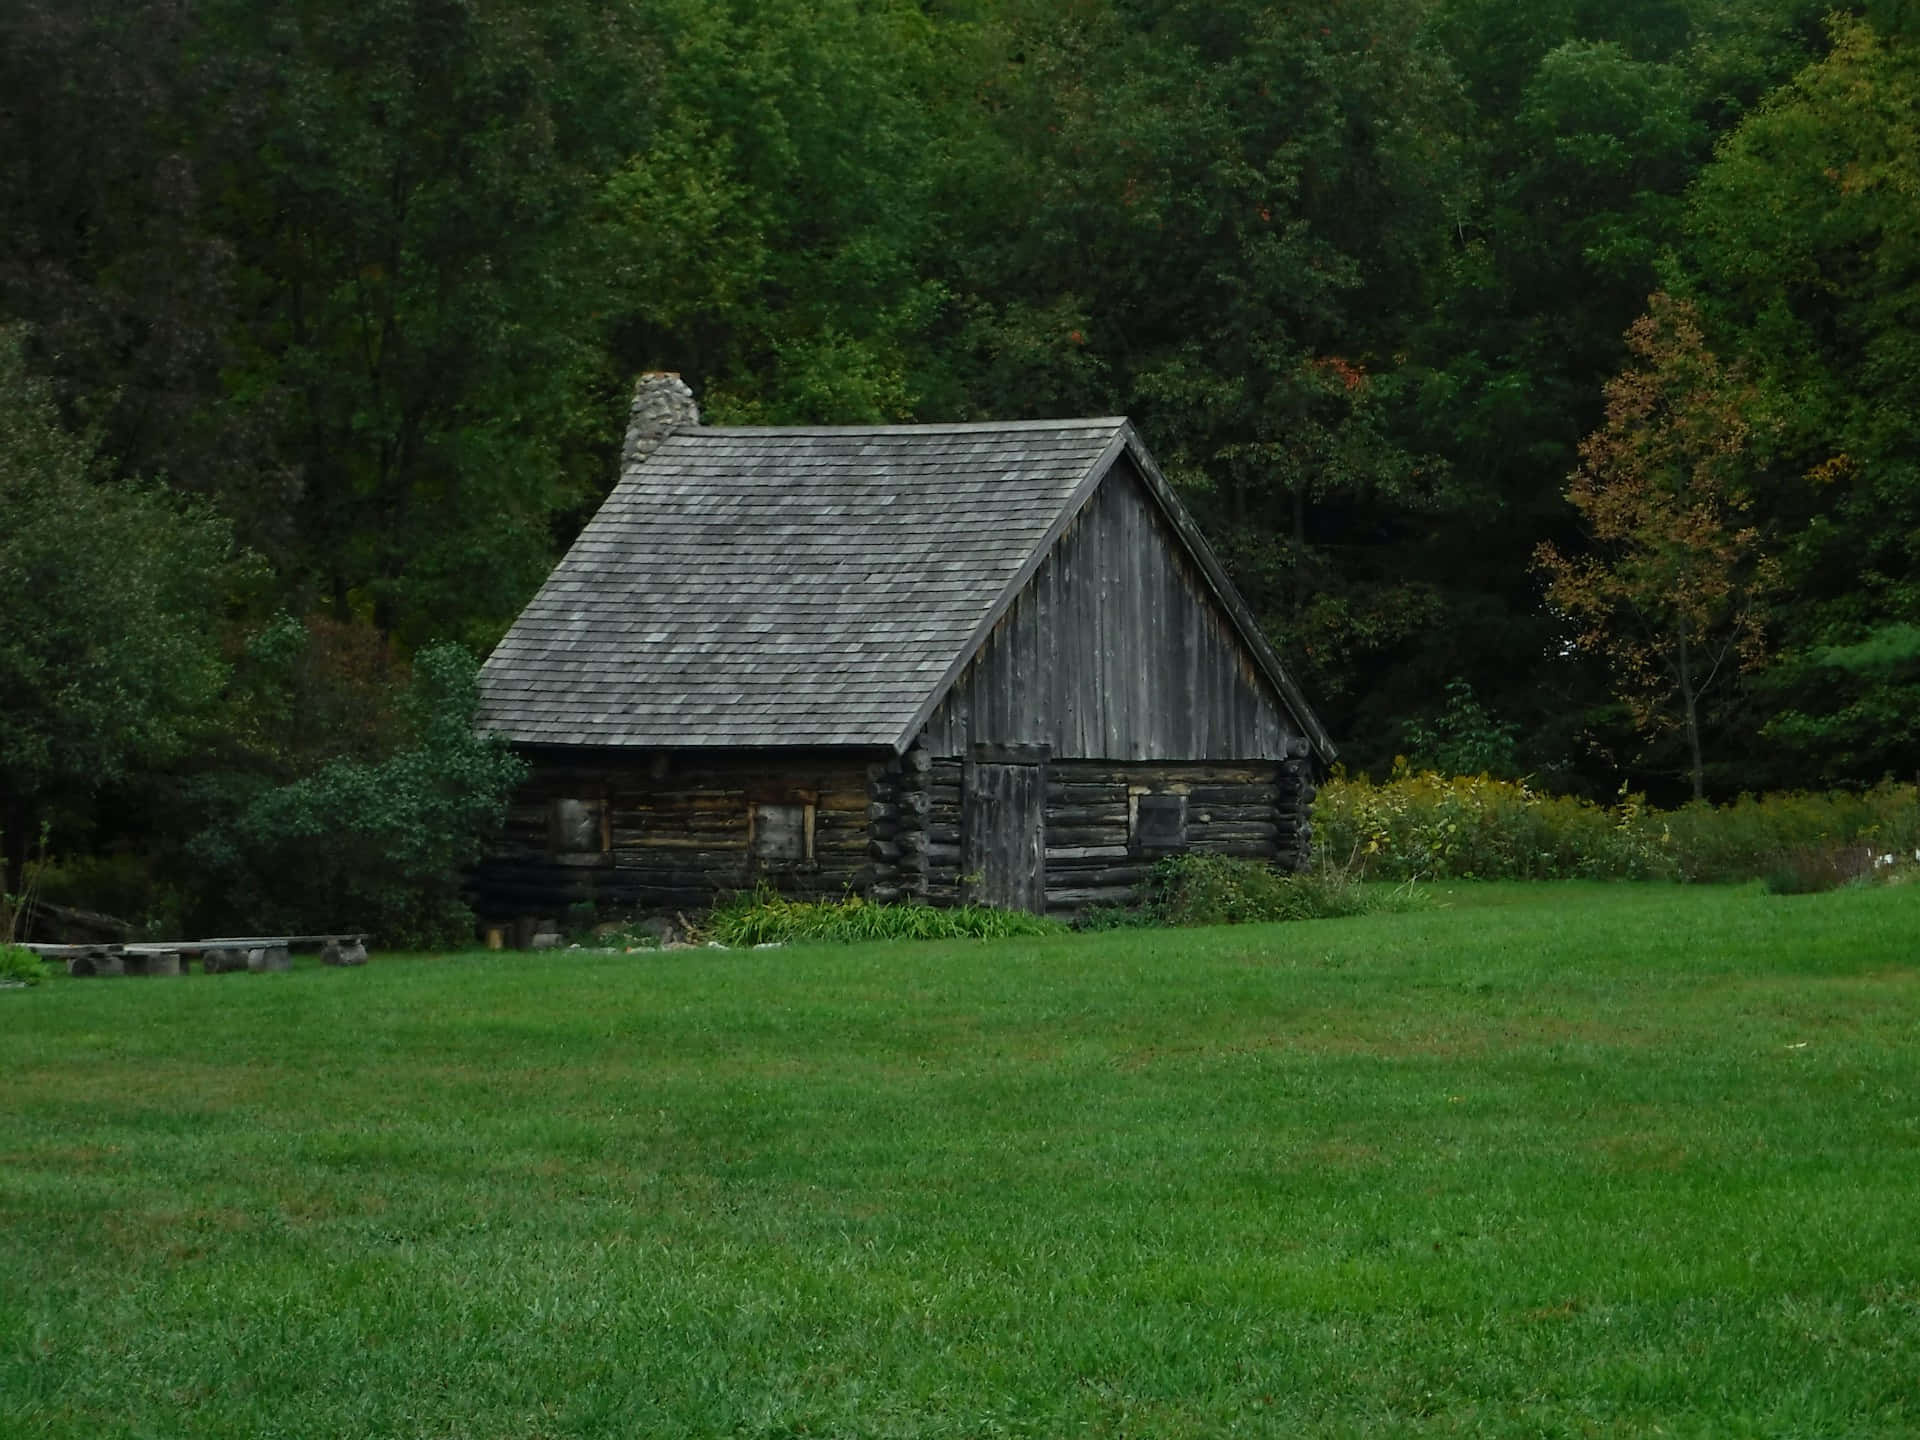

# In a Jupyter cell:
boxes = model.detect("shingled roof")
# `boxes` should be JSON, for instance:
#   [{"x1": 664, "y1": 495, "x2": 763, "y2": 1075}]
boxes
[{"x1": 477, "y1": 402, "x2": 1333, "y2": 759}]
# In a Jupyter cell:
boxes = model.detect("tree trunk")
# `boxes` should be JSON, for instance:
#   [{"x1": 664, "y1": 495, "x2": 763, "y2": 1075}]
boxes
[{"x1": 1677, "y1": 627, "x2": 1705, "y2": 802}]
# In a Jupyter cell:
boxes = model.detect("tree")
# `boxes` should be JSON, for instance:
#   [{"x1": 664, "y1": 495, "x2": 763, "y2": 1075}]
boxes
[
  {"x1": 1535, "y1": 295, "x2": 1778, "y2": 799},
  {"x1": 1680, "y1": 14, "x2": 1920, "y2": 782},
  {"x1": 182, "y1": 644, "x2": 524, "y2": 947},
  {"x1": 0, "y1": 326, "x2": 247, "y2": 890},
  {"x1": 1387, "y1": 0, "x2": 1827, "y2": 786},
  {"x1": 927, "y1": 0, "x2": 1469, "y2": 748},
  {"x1": 598, "y1": 0, "x2": 953, "y2": 426}
]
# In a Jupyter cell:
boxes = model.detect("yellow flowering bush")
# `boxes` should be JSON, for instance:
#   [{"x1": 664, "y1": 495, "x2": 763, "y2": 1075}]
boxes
[{"x1": 1315, "y1": 765, "x2": 1920, "y2": 883}]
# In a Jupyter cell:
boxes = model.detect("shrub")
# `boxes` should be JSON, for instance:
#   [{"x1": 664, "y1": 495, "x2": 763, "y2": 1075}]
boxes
[
  {"x1": 185, "y1": 645, "x2": 525, "y2": 948},
  {"x1": 1659, "y1": 784, "x2": 1920, "y2": 883},
  {"x1": 1762, "y1": 844, "x2": 1876, "y2": 896},
  {"x1": 1314, "y1": 765, "x2": 1674, "y2": 881},
  {"x1": 1400, "y1": 679, "x2": 1522, "y2": 779},
  {"x1": 1315, "y1": 766, "x2": 1920, "y2": 884},
  {"x1": 30, "y1": 854, "x2": 185, "y2": 939},
  {"x1": 1138, "y1": 854, "x2": 1400, "y2": 927},
  {"x1": 0, "y1": 944, "x2": 50, "y2": 987},
  {"x1": 706, "y1": 888, "x2": 1065, "y2": 946}
]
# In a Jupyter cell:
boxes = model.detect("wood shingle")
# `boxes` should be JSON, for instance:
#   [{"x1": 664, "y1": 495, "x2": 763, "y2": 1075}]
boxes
[{"x1": 480, "y1": 419, "x2": 1145, "y2": 749}]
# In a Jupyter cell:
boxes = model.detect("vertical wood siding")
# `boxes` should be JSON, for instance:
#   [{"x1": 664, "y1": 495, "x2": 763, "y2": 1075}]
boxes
[
  {"x1": 963, "y1": 757, "x2": 1048, "y2": 913},
  {"x1": 921, "y1": 458, "x2": 1299, "y2": 761}
]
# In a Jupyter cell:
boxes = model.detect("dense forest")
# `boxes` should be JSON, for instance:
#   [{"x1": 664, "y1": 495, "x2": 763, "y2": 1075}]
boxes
[{"x1": 4, "y1": 0, "x2": 1918, "y2": 932}]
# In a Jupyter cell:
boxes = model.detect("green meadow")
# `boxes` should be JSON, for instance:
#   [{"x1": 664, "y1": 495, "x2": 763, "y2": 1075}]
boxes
[{"x1": 4, "y1": 882, "x2": 1918, "y2": 1437}]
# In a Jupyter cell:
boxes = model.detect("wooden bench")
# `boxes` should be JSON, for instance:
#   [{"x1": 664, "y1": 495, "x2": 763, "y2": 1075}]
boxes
[{"x1": 23, "y1": 934, "x2": 368, "y2": 977}]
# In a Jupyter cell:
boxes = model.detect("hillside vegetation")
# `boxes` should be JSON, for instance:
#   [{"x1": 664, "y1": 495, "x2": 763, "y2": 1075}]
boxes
[{"x1": 7, "y1": 1, "x2": 1920, "y2": 927}]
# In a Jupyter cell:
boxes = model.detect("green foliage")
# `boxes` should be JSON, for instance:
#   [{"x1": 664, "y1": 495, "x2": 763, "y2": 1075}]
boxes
[
  {"x1": 1318, "y1": 767, "x2": 1920, "y2": 883},
  {"x1": 1316, "y1": 766, "x2": 1672, "y2": 880},
  {"x1": 0, "y1": 943, "x2": 50, "y2": 987},
  {"x1": 185, "y1": 645, "x2": 525, "y2": 948},
  {"x1": 29, "y1": 855, "x2": 184, "y2": 941},
  {"x1": 0, "y1": 326, "x2": 248, "y2": 886},
  {"x1": 1656, "y1": 784, "x2": 1920, "y2": 883},
  {"x1": 948, "y1": 0, "x2": 1467, "y2": 693},
  {"x1": 602, "y1": 0, "x2": 947, "y2": 426},
  {"x1": 1, "y1": 0, "x2": 1910, "y2": 876},
  {"x1": 1680, "y1": 16, "x2": 1920, "y2": 783},
  {"x1": 1139, "y1": 854, "x2": 1391, "y2": 927},
  {"x1": 706, "y1": 887, "x2": 1064, "y2": 946},
  {"x1": 1399, "y1": 678, "x2": 1522, "y2": 779}
]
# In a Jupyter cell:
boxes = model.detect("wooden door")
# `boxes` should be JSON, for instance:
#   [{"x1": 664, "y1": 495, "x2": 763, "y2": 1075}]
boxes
[{"x1": 964, "y1": 746, "x2": 1047, "y2": 914}]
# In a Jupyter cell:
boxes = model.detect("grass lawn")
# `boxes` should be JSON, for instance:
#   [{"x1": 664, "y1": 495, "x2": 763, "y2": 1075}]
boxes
[{"x1": 4, "y1": 882, "x2": 1919, "y2": 1437}]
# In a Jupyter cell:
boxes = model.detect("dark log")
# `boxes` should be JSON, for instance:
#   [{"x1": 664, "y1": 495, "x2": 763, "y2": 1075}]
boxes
[
  {"x1": 1188, "y1": 785, "x2": 1279, "y2": 805},
  {"x1": 1188, "y1": 822, "x2": 1279, "y2": 842},
  {"x1": 1045, "y1": 885, "x2": 1137, "y2": 909},
  {"x1": 1046, "y1": 790, "x2": 1125, "y2": 813},
  {"x1": 1045, "y1": 844, "x2": 1130, "y2": 862},
  {"x1": 1186, "y1": 803, "x2": 1278, "y2": 824},
  {"x1": 1044, "y1": 824, "x2": 1128, "y2": 848},
  {"x1": 1045, "y1": 804, "x2": 1130, "y2": 826}
]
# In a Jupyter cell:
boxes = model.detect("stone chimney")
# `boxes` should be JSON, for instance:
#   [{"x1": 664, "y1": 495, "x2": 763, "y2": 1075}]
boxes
[{"x1": 621, "y1": 371, "x2": 699, "y2": 471}]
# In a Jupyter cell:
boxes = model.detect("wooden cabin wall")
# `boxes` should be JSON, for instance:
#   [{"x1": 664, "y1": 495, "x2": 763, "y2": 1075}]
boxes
[
  {"x1": 1033, "y1": 759, "x2": 1307, "y2": 916},
  {"x1": 1276, "y1": 757, "x2": 1316, "y2": 872},
  {"x1": 920, "y1": 457, "x2": 1300, "y2": 762},
  {"x1": 892, "y1": 744, "x2": 1318, "y2": 916},
  {"x1": 474, "y1": 749, "x2": 892, "y2": 921},
  {"x1": 893, "y1": 748, "x2": 964, "y2": 906}
]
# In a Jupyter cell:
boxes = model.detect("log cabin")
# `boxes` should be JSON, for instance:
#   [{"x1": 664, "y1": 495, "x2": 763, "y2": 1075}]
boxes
[{"x1": 472, "y1": 374, "x2": 1336, "y2": 922}]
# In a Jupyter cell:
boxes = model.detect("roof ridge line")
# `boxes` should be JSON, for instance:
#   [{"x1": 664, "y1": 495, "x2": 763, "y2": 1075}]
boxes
[{"x1": 685, "y1": 417, "x2": 1129, "y2": 437}]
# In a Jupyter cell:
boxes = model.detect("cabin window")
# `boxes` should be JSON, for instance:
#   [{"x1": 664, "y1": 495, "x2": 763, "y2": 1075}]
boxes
[
  {"x1": 1131, "y1": 793, "x2": 1188, "y2": 854},
  {"x1": 750, "y1": 801, "x2": 815, "y2": 864},
  {"x1": 549, "y1": 797, "x2": 606, "y2": 856}
]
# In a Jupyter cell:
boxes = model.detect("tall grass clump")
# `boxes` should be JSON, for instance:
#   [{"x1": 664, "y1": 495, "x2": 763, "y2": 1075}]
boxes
[
  {"x1": 0, "y1": 944, "x2": 50, "y2": 987},
  {"x1": 1315, "y1": 765, "x2": 1920, "y2": 884},
  {"x1": 706, "y1": 888, "x2": 1065, "y2": 946}
]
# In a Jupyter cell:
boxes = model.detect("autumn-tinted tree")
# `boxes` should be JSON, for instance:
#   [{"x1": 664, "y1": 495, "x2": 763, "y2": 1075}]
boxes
[{"x1": 1536, "y1": 296, "x2": 1777, "y2": 798}]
